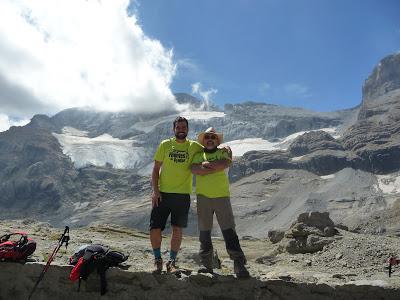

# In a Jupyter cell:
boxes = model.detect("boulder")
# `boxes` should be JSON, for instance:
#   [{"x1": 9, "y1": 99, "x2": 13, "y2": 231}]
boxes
[{"x1": 278, "y1": 212, "x2": 338, "y2": 254}]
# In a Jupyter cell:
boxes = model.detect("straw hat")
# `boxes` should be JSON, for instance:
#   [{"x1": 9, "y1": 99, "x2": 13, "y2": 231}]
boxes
[{"x1": 198, "y1": 127, "x2": 224, "y2": 146}]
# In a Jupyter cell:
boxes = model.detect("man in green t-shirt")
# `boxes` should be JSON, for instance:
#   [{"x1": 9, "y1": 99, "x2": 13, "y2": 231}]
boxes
[
  {"x1": 150, "y1": 116, "x2": 203, "y2": 274},
  {"x1": 191, "y1": 127, "x2": 249, "y2": 278}
]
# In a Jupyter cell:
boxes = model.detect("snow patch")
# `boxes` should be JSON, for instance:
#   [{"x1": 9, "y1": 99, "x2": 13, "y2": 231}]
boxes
[
  {"x1": 53, "y1": 127, "x2": 147, "y2": 169},
  {"x1": 180, "y1": 111, "x2": 225, "y2": 120},
  {"x1": 377, "y1": 174, "x2": 400, "y2": 194},
  {"x1": 222, "y1": 127, "x2": 338, "y2": 157},
  {"x1": 320, "y1": 174, "x2": 335, "y2": 180},
  {"x1": 61, "y1": 126, "x2": 89, "y2": 137},
  {"x1": 221, "y1": 138, "x2": 277, "y2": 156},
  {"x1": 291, "y1": 155, "x2": 305, "y2": 161}
]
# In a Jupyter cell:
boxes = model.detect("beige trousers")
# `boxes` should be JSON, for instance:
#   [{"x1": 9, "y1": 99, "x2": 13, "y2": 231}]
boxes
[{"x1": 196, "y1": 194, "x2": 236, "y2": 231}]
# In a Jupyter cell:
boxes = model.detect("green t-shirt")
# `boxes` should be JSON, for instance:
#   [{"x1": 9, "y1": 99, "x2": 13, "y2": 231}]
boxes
[
  {"x1": 192, "y1": 149, "x2": 231, "y2": 198},
  {"x1": 154, "y1": 137, "x2": 203, "y2": 194}
]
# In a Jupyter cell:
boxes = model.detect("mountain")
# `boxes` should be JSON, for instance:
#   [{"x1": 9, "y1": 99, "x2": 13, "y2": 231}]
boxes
[{"x1": 0, "y1": 53, "x2": 399, "y2": 237}]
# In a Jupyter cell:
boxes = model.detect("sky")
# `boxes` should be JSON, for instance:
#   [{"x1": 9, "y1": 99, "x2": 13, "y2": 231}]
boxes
[
  {"x1": 0, "y1": 0, "x2": 399, "y2": 132},
  {"x1": 135, "y1": 0, "x2": 400, "y2": 111}
]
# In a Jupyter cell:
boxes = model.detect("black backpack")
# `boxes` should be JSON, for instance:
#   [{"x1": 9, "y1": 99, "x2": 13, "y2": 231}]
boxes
[{"x1": 69, "y1": 244, "x2": 128, "y2": 295}]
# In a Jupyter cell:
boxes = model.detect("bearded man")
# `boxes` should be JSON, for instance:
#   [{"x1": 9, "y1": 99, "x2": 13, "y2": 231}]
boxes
[{"x1": 150, "y1": 116, "x2": 203, "y2": 274}]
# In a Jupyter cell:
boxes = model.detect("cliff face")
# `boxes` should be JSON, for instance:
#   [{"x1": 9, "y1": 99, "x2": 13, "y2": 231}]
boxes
[
  {"x1": 362, "y1": 53, "x2": 400, "y2": 104},
  {"x1": 341, "y1": 53, "x2": 400, "y2": 174}
]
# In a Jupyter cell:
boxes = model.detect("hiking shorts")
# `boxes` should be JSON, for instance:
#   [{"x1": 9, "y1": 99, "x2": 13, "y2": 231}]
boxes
[
  {"x1": 196, "y1": 194, "x2": 236, "y2": 231},
  {"x1": 150, "y1": 192, "x2": 191, "y2": 230}
]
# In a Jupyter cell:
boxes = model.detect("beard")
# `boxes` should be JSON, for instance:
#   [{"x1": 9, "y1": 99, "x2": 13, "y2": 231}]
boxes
[{"x1": 175, "y1": 132, "x2": 187, "y2": 140}]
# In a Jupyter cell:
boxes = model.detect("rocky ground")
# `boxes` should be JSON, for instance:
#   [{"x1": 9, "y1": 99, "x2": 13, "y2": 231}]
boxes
[{"x1": 1, "y1": 215, "x2": 400, "y2": 290}]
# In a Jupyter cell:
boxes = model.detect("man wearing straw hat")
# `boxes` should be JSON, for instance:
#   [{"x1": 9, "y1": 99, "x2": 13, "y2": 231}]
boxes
[{"x1": 191, "y1": 127, "x2": 250, "y2": 278}]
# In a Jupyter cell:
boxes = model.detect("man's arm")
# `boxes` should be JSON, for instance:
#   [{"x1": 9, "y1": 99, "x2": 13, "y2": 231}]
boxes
[
  {"x1": 151, "y1": 161, "x2": 162, "y2": 207},
  {"x1": 202, "y1": 159, "x2": 231, "y2": 171},
  {"x1": 192, "y1": 158, "x2": 231, "y2": 174},
  {"x1": 191, "y1": 163, "x2": 218, "y2": 175}
]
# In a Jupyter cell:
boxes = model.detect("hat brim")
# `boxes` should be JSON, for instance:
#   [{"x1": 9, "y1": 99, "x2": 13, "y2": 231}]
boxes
[{"x1": 198, "y1": 132, "x2": 224, "y2": 146}]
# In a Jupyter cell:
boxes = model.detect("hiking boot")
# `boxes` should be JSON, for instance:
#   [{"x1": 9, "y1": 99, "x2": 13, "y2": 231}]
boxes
[
  {"x1": 198, "y1": 266, "x2": 214, "y2": 274},
  {"x1": 234, "y1": 259, "x2": 250, "y2": 278},
  {"x1": 166, "y1": 259, "x2": 178, "y2": 274},
  {"x1": 153, "y1": 258, "x2": 163, "y2": 274}
]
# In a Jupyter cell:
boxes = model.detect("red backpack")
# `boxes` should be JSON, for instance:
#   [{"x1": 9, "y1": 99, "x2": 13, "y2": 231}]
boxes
[{"x1": 0, "y1": 232, "x2": 37, "y2": 261}]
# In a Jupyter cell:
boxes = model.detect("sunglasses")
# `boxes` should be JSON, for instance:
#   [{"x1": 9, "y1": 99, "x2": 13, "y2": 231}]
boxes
[{"x1": 204, "y1": 134, "x2": 217, "y2": 140}]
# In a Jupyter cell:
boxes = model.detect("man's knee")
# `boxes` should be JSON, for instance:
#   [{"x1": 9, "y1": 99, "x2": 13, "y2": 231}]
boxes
[
  {"x1": 171, "y1": 226, "x2": 183, "y2": 239},
  {"x1": 172, "y1": 225, "x2": 182, "y2": 233}
]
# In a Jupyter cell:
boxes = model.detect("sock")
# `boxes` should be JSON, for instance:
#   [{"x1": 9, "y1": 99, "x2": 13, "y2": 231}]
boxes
[
  {"x1": 153, "y1": 248, "x2": 161, "y2": 259},
  {"x1": 169, "y1": 250, "x2": 178, "y2": 261}
]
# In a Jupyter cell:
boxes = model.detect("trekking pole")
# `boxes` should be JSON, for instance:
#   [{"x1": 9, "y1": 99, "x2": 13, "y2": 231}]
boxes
[{"x1": 27, "y1": 226, "x2": 70, "y2": 300}]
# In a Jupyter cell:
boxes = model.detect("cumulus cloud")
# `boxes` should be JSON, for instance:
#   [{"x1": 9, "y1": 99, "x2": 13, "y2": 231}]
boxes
[
  {"x1": 0, "y1": 0, "x2": 177, "y2": 123},
  {"x1": 191, "y1": 82, "x2": 217, "y2": 109}
]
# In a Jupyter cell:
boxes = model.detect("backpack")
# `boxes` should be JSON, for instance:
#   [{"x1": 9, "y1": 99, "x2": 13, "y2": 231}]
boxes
[
  {"x1": 0, "y1": 232, "x2": 36, "y2": 261},
  {"x1": 69, "y1": 244, "x2": 128, "y2": 295}
]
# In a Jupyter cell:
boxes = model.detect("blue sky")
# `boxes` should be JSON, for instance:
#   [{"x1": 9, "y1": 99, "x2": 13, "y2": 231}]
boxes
[{"x1": 134, "y1": 0, "x2": 400, "y2": 112}]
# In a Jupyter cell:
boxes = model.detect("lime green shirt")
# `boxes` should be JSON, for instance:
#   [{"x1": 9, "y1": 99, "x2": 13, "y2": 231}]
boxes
[
  {"x1": 154, "y1": 138, "x2": 203, "y2": 194},
  {"x1": 192, "y1": 149, "x2": 231, "y2": 198}
]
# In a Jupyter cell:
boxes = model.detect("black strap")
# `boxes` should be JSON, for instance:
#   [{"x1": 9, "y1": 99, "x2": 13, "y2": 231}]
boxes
[{"x1": 98, "y1": 263, "x2": 108, "y2": 295}]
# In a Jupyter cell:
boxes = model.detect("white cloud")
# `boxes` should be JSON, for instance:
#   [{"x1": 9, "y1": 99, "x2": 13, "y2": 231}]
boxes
[
  {"x1": 284, "y1": 83, "x2": 311, "y2": 98},
  {"x1": 0, "y1": 0, "x2": 177, "y2": 121},
  {"x1": 191, "y1": 82, "x2": 217, "y2": 109},
  {"x1": 177, "y1": 58, "x2": 198, "y2": 72},
  {"x1": 0, "y1": 113, "x2": 29, "y2": 132}
]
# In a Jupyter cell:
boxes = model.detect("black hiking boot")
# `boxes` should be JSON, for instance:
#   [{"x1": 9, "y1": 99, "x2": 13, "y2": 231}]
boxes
[
  {"x1": 153, "y1": 258, "x2": 163, "y2": 274},
  {"x1": 234, "y1": 258, "x2": 250, "y2": 278}
]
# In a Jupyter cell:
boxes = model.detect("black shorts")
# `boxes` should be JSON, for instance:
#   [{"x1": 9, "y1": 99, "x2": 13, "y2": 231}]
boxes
[{"x1": 150, "y1": 192, "x2": 191, "y2": 230}]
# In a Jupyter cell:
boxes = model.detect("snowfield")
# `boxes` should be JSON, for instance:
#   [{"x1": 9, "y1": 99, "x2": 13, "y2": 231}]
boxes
[
  {"x1": 222, "y1": 127, "x2": 338, "y2": 157},
  {"x1": 53, "y1": 127, "x2": 146, "y2": 169}
]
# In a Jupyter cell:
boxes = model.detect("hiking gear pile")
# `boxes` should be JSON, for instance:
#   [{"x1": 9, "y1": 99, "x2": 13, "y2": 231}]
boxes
[
  {"x1": 28, "y1": 226, "x2": 70, "y2": 300},
  {"x1": 0, "y1": 232, "x2": 36, "y2": 261},
  {"x1": 69, "y1": 244, "x2": 128, "y2": 295}
]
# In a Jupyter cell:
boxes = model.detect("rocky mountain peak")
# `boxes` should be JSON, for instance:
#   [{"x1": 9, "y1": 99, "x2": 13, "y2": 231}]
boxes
[
  {"x1": 362, "y1": 53, "x2": 400, "y2": 103},
  {"x1": 28, "y1": 114, "x2": 55, "y2": 130}
]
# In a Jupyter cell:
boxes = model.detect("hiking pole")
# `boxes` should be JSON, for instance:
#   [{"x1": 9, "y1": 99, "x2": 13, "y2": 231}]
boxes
[{"x1": 27, "y1": 226, "x2": 70, "y2": 300}]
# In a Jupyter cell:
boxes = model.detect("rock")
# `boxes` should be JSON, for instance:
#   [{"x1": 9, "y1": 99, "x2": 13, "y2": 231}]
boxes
[
  {"x1": 279, "y1": 212, "x2": 338, "y2": 254},
  {"x1": 362, "y1": 53, "x2": 400, "y2": 104},
  {"x1": 294, "y1": 212, "x2": 337, "y2": 235},
  {"x1": 304, "y1": 260, "x2": 312, "y2": 266},
  {"x1": 288, "y1": 131, "x2": 343, "y2": 156},
  {"x1": 268, "y1": 230, "x2": 285, "y2": 244}
]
